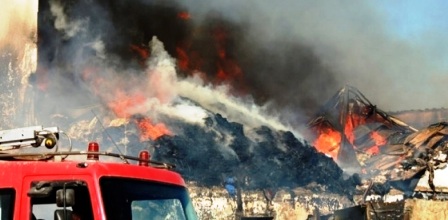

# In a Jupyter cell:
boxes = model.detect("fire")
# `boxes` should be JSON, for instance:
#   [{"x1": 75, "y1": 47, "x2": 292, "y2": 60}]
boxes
[
  {"x1": 212, "y1": 27, "x2": 243, "y2": 84},
  {"x1": 107, "y1": 91, "x2": 146, "y2": 118},
  {"x1": 216, "y1": 60, "x2": 243, "y2": 83},
  {"x1": 311, "y1": 103, "x2": 390, "y2": 161},
  {"x1": 173, "y1": 18, "x2": 246, "y2": 93},
  {"x1": 175, "y1": 45, "x2": 205, "y2": 76},
  {"x1": 344, "y1": 114, "x2": 366, "y2": 144},
  {"x1": 313, "y1": 128, "x2": 341, "y2": 159},
  {"x1": 312, "y1": 114, "x2": 366, "y2": 160},
  {"x1": 107, "y1": 91, "x2": 172, "y2": 140},
  {"x1": 366, "y1": 131, "x2": 387, "y2": 155},
  {"x1": 88, "y1": 39, "x2": 173, "y2": 141},
  {"x1": 176, "y1": 47, "x2": 190, "y2": 71},
  {"x1": 177, "y1": 12, "x2": 191, "y2": 20},
  {"x1": 135, "y1": 117, "x2": 171, "y2": 141},
  {"x1": 371, "y1": 131, "x2": 386, "y2": 146},
  {"x1": 130, "y1": 44, "x2": 150, "y2": 67}
]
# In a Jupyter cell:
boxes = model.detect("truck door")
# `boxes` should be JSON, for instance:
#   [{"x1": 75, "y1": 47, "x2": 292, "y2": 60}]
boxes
[{"x1": 24, "y1": 178, "x2": 95, "y2": 220}]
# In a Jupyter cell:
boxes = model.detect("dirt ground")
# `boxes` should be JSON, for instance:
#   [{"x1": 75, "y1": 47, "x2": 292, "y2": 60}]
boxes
[{"x1": 405, "y1": 199, "x2": 448, "y2": 220}]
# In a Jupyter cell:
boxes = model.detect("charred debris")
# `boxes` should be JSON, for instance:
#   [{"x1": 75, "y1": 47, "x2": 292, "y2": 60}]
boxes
[
  {"x1": 86, "y1": 97, "x2": 358, "y2": 197},
  {"x1": 308, "y1": 85, "x2": 448, "y2": 219},
  {"x1": 152, "y1": 111, "x2": 359, "y2": 218},
  {"x1": 153, "y1": 112, "x2": 355, "y2": 193}
]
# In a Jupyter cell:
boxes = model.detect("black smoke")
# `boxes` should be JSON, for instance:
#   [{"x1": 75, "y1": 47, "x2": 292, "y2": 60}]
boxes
[
  {"x1": 36, "y1": 0, "x2": 339, "y2": 125},
  {"x1": 33, "y1": 0, "x2": 359, "y2": 197}
]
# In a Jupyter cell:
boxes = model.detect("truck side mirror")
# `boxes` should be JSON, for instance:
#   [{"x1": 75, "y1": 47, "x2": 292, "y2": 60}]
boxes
[
  {"x1": 28, "y1": 181, "x2": 53, "y2": 198},
  {"x1": 56, "y1": 189, "x2": 75, "y2": 207}
]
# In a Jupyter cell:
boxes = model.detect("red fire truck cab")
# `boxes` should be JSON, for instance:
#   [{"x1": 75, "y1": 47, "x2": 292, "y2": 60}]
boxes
[{"x1": 0, "y1": 126, "x2": 197, "y2": 220}]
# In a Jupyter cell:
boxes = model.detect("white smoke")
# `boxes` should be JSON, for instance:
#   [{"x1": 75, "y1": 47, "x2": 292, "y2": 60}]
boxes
[
  {"x1": 89, "y1": 39, "x2": 106, "y2": 59},
  {"x1": 129, "y1": 37, "x2": 301, "y2": 137},
  {"x1": 146, "y1": 36, "x2": 178, "y2": 104},
  {"x1": 69, "y1": 32, "x2": 297, "y2": 138},
  {"x1": 176, "y1": 77, "x2": 296, "y2": 134},
  {"x1": 50, "y1": 0, "x2": 88, "y2": 39}
]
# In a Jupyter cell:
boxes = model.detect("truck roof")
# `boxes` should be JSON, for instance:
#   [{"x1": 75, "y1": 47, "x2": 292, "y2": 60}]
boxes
[
  {"x1": 0, "y1": 125, "x2": 186, "y2": 188},
  {"x1": 0, "y1": 159, "x2": 186, "y2": 188}
]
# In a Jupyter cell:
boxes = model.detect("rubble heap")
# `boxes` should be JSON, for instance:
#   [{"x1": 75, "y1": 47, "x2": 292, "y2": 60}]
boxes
[
  {"x1": 150, "y1": 111, "x2": 360, "y2": 218},
  {"x1": 153, "y1": 113, "x2": 357, "y2": 194}
]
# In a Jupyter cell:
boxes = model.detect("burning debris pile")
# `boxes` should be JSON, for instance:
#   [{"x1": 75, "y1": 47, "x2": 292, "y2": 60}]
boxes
[
  {"x1": 122, "y1": 110, "x2": 361, "y2": 218},
  {"x1": 153, "y1": 109, "x2": 353, "y2": 192},
  {"x1": 65, "y1": 98, "x2": 359, "y2": 218},
  {"x1": 308, "y1": 85, "x2": 448, "y2": 202}
]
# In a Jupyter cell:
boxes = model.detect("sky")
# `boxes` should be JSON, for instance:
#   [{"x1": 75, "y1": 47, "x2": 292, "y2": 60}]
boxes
[
  {"x1": 371, "y1": 0, "x2": 448, "y2": 110},
  {"x1": 378, "y1": 0, "x2": 448, "y2": 70},
  {"x1": 379, "y1": 1, "x2": 448, "y2": 40}
]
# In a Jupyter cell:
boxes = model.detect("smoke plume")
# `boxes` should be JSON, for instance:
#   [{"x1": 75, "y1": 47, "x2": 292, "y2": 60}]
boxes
[
  {"x1": 2, "y1": 0, "x2": 447, "y2": 134},
  {"x1": 178, "y1": 0, "x2": 448, "y2": 112}
]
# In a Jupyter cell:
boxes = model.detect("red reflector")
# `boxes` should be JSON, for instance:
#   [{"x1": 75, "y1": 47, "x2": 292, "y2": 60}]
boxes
[
  {"x1": 139, "y1": 150, "x2": 150, "y2": 166},
  {"x1": 87, "y1": 142, "x2": 99, "y2": 160}
]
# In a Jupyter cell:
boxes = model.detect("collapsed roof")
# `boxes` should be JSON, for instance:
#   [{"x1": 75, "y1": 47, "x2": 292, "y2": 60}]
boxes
[{"x1": 308, "y1": 85, "x2": 448, "y2": 193}]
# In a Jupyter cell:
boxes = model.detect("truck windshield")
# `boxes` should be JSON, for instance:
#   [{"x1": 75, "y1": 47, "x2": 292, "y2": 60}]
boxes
[{"x1": 100, "y1": 177, "x2": 197, "y2": 220}]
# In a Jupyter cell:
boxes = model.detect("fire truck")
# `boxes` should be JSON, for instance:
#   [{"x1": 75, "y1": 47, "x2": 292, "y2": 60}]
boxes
[{"x1": 0, "y1": 126, "x2": 198, "y2": 220}]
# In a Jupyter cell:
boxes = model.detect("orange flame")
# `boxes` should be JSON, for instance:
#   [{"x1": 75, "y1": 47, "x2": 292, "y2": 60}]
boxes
[
  {"x1": 175, "y1": 42, "x2": 206, "y2": 77},
  {"x1": 312, "y1": 114, "x2": 365, "y2": 160},
  {"x1": 107, "y1": 92, "x2": 146, "y2": 118},
  {"x1": 176, "y1": 47, "x2": 190, "y2": 71},
  {"x1": 177, "y1": 12, "x2": 191, "y2": 20},
  {"x1": 130, "y1": 44, "x2": 150, "y2": 67},
  {"x1": 344, "y1": 113, "x2": 366, "y2": 144},
  {"x1": 312, "y1": 105, "x2": 391, "y2": 161},
  {"x1": 313, "y1": 128, "x2": 341, "y2": 159},
  {"x1": 366, "y1": 131, "x2": 387, "y2": 155},
  {"x1": 212, "y1": 27, "x2": 243, "y2": 84},
  {"x1": 174, "y1": 24, "x2": 245, "y2": 93},
  {"x1": 107, "y1": 91, "x2": 172, "y2": 141},
  {"x1": 135, "y1": 117, "x2": 172, "y2": 141}
]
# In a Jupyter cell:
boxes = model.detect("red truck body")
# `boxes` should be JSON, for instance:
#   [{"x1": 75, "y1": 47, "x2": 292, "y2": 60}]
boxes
[{"x1": 0, "y1": 126, "x2": 197, "y2": 220}]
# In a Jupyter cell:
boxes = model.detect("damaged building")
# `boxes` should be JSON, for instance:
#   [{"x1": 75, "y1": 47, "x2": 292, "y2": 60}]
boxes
[{"x1": 308, "y1": 85, "x2": 448, "y2": 219}]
